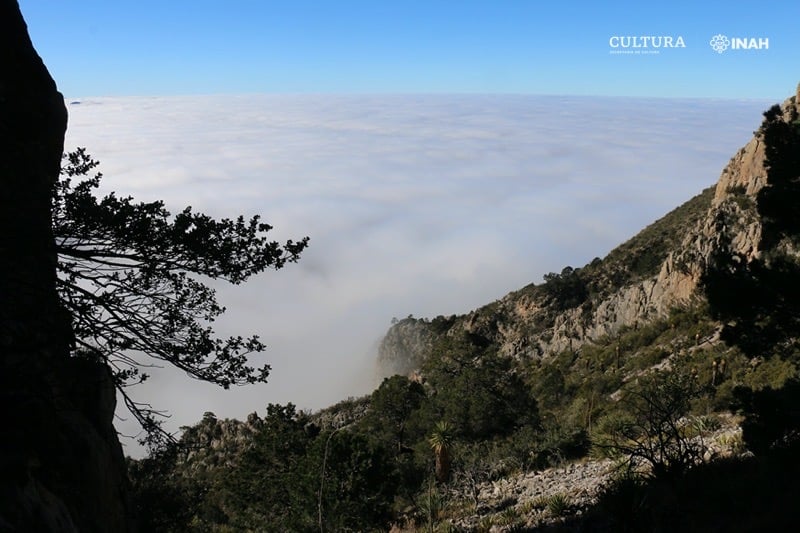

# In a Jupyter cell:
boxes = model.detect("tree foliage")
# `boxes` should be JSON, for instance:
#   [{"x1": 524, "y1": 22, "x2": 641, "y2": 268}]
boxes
[
  {"x1": 54, "y1": 149, "x2": 308, "y2": 443},
  {"x1": 417, "y1": 335, "x2": 540, "y2": 442},
  {"x1": 541, "y1": 266, "x2": 588, "y2": 311},
  {"x1": 758, "y1": 103, "x2": 800, "y2": 246},
  {"x1": 147, "y1": 403, "x2": 399, "y2": 531},
  {"x1": 220, "y1": 404, "x2": 318, "y2": 530},
  {"x1": 127, "y1": 444, "x2": 205, "y2": 532},
  {"x1": 594, "y1": 371, "x2": 706, "y2": 480},
  {"x1": 360, "y1": 375, "x2": 426, "y2": 452},
  {"x1": 703, "y1": 105, "x2": 800, "y2": 358},
  {"x1": 734, "y1": 379, "x2": 800, "y2": 456},
  {"x1": 311, "y1": 429, "x2": 398, "y2": 531}
]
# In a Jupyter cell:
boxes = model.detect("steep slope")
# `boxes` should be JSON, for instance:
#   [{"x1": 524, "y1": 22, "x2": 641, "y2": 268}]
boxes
[{"x1": 378, "y1": 88, "x2": 800, "y2": 379}]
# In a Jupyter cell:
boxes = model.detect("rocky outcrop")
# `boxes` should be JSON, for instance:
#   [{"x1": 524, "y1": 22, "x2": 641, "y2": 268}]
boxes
[
  {"x1": 714, "y1": 137, "x2": 768, "y2": 203},
  {"x1": 378, "y1": 91, "x2": 794, "y2": 378},
  {"x1": 0, "y1": 2, "x2": 132, "y2": 531},
  {"x1": 377, "y1": 318, "x2": 440, "y2": 377},
  {"x1": 175, "y1": 413, "x2": 264, "y2": 470}
]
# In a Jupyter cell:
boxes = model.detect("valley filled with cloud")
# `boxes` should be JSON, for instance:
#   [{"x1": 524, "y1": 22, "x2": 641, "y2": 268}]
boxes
[{"x1": 65, "y1": 94, "x2": 770, "y2": 454}]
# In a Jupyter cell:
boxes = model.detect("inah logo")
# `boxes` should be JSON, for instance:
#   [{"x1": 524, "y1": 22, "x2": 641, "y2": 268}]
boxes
[
  {"x1": 710, "y1": 34, "x2": 769, "y2": 53},
  {"x1": 709, "y1": 34, "x2": 729, "y2": 53}
]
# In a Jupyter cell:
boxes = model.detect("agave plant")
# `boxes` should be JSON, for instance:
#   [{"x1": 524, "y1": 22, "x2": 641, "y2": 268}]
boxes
[{"x1": 546, "y1": 493, "x2": 570, "y2": 517}]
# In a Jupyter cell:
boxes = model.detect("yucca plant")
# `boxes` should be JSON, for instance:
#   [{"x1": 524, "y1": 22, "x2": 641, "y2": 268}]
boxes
[{"x1": 429, "y1": 421, "x2": 455, "y2": 483}]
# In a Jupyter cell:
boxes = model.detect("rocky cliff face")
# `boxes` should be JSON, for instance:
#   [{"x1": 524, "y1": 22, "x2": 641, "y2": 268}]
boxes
[
  {"x1": 0, "y1": 2, "x2": 132, "y2": 531},
  {"x1": 378, "y1": 91, "x2": 799, "y2": 378},
  {"x1": 378, "y1": 318, "x2": 443, "y2": 377}
]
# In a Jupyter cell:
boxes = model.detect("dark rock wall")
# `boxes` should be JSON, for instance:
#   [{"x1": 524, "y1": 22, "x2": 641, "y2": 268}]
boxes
[{"x1": 0, "y1": 1, "x2": 132, "y2": 531}]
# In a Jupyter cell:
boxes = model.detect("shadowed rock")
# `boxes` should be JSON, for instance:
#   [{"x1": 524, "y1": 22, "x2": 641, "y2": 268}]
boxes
[{"x1": 0, "y1": 1, "x2": 132, "y2": 530}]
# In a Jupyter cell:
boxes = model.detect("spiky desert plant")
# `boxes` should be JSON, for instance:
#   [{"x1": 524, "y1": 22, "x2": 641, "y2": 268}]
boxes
[
  {"x1": 429, "y1": 421, "x2": 454, "y2": 483},
  {"x1": 546, "y1": 493, "x2": 570, "y2": 517}
]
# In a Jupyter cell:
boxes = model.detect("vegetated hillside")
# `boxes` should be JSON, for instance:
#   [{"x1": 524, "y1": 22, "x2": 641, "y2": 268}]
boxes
[
  {"x1": 128, "y1": 89, "x2": 800, "y2": 532},
  {"x1": 377, "y1": 184, "x2": 715, "y2": 378}
]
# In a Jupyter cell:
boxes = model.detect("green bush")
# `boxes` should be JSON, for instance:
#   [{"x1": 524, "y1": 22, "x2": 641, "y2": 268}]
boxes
[{"x1": 415, "y1": 336, "x2": 540, "y2": 442}]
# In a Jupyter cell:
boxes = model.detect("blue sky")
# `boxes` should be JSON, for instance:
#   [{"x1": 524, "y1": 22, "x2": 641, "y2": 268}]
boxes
[
  {"x1": 14, "y1": 0, "x2": 797, "y2": 453},
  {"x1": 19, "y1": 0, "x2": 799, "y2": 98}
]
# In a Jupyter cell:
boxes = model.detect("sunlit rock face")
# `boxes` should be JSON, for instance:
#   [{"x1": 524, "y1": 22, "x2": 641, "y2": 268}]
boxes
[
  {"x1": 0, "y1": 1, "x2": 132, "y2": 531},
  {"x1": 378, "y1": 92, "x2": 799, "y2": 379}
]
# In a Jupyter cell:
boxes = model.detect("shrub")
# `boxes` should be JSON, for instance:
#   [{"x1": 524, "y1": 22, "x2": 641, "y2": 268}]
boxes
[{"x1": 593, "y1": 371, "x2": 707, "y2": 480}]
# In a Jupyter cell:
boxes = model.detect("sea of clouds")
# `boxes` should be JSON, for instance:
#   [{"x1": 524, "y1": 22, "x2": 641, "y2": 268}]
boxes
[{"x1": 64, "y1": 94, "x2": 771, "y2": 456}]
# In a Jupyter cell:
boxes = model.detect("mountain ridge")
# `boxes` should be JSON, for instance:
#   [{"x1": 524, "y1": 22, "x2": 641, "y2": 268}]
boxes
[{"x1": 377, "y1": 89, "x2": 800, "y2": 382}]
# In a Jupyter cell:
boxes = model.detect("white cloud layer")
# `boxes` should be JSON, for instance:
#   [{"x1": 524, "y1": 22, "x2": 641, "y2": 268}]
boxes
[{"x1": 64, "y1": 94, "x2": 772, "y2": 456}]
